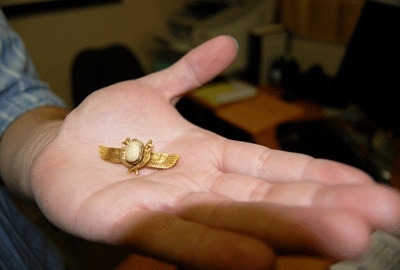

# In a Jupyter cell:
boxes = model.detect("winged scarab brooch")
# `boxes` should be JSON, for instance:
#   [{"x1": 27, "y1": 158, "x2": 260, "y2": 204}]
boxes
[{"x1": 99, "y1": 137, "x2": 179, "y2": 175}]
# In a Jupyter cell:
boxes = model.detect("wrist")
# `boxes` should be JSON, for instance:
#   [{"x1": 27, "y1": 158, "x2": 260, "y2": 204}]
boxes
[
  {"x1": 18, "y1": 121, "x2": 63, "y2": 198},
  {"x1": 0, "y1": 107, "x2": 67, "y2": 198}
]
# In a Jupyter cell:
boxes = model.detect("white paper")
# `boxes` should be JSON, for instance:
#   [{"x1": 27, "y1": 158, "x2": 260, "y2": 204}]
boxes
[{"x1": 330, "y1": 231, "x2": 400, "y2": 270}]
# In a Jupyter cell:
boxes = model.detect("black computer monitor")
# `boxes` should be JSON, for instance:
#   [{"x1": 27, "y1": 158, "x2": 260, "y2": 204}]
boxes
[{"x1": 334, "y1": 0, "x2": 400, "y2": 137}]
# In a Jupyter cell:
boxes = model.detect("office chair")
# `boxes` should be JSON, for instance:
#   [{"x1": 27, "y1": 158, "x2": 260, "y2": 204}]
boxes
[{"x1": 71, "y1": 43, "x2": 145, "y2": 107}]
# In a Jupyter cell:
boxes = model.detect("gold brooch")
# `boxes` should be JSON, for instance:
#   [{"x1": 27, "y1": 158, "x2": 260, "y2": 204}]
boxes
[{"x1": 99, "y1": 137, "x2": 179, "y2": 175}]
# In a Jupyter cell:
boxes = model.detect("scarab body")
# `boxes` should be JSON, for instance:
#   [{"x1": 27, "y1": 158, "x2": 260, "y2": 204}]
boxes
[
  {"x1": 121, "y1": 137, "x2": 154, "y2": 174},
  {"x1": 122, "y1": 138, "x2": 144, "y2": 164}
]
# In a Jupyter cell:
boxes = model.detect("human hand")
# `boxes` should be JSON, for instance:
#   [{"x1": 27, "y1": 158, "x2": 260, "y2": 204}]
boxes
[{"x1": 31, "y1": 36, "x2": 400, "y2": 270}]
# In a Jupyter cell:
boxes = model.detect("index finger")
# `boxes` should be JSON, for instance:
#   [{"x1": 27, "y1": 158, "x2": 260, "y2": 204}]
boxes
[{"x1": 220, "y1": 139, "x2": 374, "y2": 185}]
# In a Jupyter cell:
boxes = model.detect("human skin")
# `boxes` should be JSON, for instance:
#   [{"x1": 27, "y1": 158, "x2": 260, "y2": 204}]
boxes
[{"x1": 2, "y1": 36, "x2": 400, "y2": 270}]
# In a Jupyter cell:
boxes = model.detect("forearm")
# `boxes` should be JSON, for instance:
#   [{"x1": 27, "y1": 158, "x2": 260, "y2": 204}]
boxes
[{"x1": 0, "y1": 106, "x2": 69, "y2": 199}]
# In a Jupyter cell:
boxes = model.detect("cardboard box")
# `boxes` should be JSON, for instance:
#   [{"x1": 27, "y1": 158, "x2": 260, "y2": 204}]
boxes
[
  {"x1": 339, "y1": 0, "x2": 365, "y2": 43},
  {"x1": 280, "y1": 0, "x2": 365, "y2": 43}
]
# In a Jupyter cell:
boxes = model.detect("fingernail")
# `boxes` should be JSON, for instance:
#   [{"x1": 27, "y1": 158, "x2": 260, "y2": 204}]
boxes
[{"x1": 230, "y1": 36, "x2": 239, "y2": 49}]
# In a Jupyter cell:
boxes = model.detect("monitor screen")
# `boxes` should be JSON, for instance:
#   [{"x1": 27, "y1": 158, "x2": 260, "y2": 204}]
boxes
[{"x1": 334, "y1": 0, "x2": 400, "y2": 137}]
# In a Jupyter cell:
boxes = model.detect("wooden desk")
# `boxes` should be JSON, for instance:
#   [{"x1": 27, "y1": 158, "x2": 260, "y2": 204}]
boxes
[
  {"x1": 182, "y1": 85, "x2": 322, "y2": 148},
  {"x1": 213, "y1": 87, "x2": 322, "y2": 148}
]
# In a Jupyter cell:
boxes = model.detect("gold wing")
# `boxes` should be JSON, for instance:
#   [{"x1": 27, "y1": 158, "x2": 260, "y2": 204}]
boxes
[
  {"x1": 147, "y1": 152, "x2": 179, "y2": 169},
  {"x1": 98, "y1": 146, "x2": 123, "y2": 164}
]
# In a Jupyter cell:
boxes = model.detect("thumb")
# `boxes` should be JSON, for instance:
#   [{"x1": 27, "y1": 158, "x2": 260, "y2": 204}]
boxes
[{"x1": 145, "y1": 35, "x2": 239, "y2": 101}]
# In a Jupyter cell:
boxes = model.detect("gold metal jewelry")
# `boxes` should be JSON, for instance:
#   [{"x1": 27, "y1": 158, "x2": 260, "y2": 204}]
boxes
[{"x1": 99, "y1": 137, "x2": 179, "y2": 175}]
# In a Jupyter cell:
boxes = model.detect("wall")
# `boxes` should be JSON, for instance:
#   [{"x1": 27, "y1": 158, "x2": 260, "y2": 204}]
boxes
[{"x1": 8, "y1": 1, "x2": 189, "y2": 108}]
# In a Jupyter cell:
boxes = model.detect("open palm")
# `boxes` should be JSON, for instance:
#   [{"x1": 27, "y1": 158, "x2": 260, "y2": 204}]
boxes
[{"x1": 30, "y1": 36, "x2": 400, "y2": 270}]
